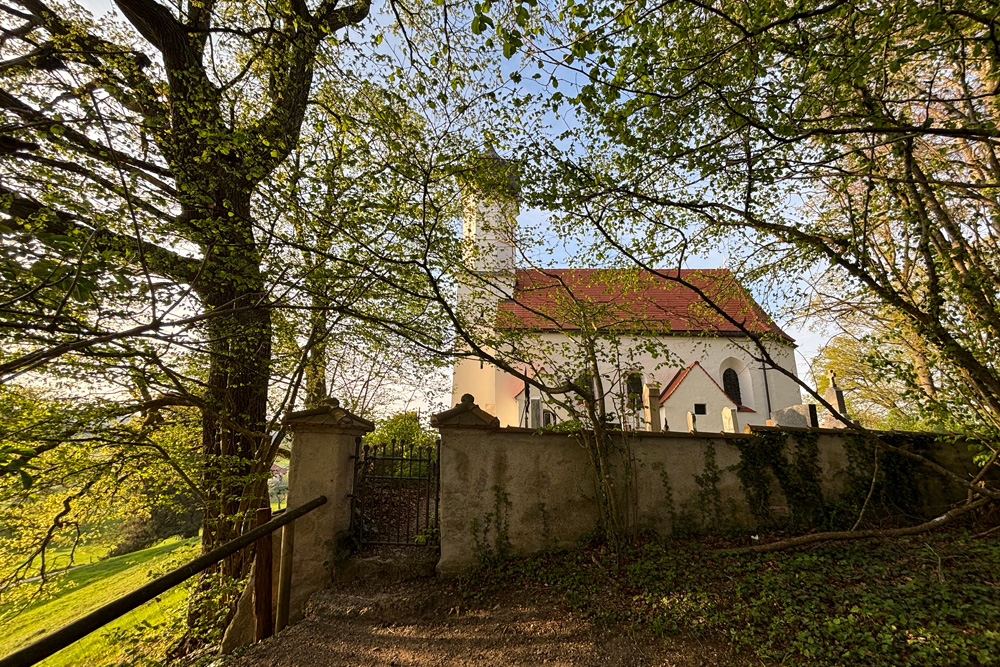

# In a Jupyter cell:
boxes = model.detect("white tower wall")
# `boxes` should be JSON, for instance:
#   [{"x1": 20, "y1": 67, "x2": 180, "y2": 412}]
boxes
[{"x1": 451, "y1": 154, "x2": 520, "y2": 415}]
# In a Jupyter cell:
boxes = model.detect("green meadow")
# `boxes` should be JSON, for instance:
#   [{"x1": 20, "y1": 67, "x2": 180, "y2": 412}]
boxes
[{"x1": 1, "y1": 536, "x2": 199, "y2": 667}]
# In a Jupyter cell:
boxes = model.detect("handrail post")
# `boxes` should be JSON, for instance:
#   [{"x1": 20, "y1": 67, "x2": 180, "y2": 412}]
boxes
[
  {"x1": 253, "y1": 507, "x2": 273, "y2": 642},
  {"x1": 274, "y1": 521, "x2": 295, "y2": 632}
]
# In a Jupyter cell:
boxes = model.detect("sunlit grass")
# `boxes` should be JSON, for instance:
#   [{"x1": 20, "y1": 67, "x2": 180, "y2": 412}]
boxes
[{"x1": 0, "y1": 536, "x2": 199, "y2": 667}]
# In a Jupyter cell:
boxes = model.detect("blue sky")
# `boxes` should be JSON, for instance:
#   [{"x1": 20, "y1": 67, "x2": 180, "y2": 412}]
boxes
[
  {"x1": 73, "y1": 0, "x2": 832, "y2": 391},
  {"x1": 79, "y1": 0, "x2": 113, "y2": 16}
]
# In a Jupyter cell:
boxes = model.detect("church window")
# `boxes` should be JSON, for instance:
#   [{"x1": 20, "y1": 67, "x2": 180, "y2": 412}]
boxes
[
  {"x1": 626, "y1": 372, "x2": 643, "y2": 410},
  {"x1": 723, "y1": 368, "x2": 742, "y2": 405},
  {"x1": 694, "y1": 403, "x2": 707, "y2": 415}
]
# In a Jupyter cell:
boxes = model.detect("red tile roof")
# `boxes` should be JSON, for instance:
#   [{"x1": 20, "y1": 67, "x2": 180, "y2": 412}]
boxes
[
  {"x1": 497, "y1": 268, "x2": 793, "y2": 343},
  {"x1": 659, "y1": 363, "x2": 698, "y2": 404}
]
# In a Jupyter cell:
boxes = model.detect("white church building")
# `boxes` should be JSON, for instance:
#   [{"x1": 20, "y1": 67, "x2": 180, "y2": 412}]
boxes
[{"x1": 451, "y1": 152, "x2": 803, "y2": 433}]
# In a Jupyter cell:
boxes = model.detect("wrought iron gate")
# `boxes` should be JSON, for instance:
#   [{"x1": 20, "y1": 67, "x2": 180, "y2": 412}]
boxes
[{"x1": 350, "y1": 439, "x2": 440, "y2": 547}]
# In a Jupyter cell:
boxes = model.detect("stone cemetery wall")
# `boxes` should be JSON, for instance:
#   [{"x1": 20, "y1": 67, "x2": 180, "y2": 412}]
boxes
[
  {"x1": 435, "y1": 413, "x2": 978, "y2": 574},
  {"x1": 226, "y1": 395, "x2": 982, "y2": 646}
]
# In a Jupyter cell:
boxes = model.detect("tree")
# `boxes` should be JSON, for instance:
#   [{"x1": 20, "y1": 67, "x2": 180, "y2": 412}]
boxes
[
  {"x1": 463, "y1": 0, "x2": 1000, "y2": 541},
  {"x1": 812, "y1": 333, "x2": 929, "y2": 431},
  {"x1": 0, "y1": 384, "x2": 201, "y2": 611},
  {"x1": 0, "y1": 0, "x2": 382, "y2": 588},
  {"x1": 0, "y1": 0, "x2": 502, "y2": 628},
  {"x1": 364, "y1": 411, "x2": 437, "y2": 449}
]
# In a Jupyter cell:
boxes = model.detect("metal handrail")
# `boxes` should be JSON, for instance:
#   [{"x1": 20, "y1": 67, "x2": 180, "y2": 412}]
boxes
[{"x1": 0, "y1": 495, "x2": 327, "y2": 667}]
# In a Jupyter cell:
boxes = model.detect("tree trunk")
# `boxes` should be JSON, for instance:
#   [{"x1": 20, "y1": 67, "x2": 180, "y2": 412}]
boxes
[
  {"x1": 909, "y1": 335, "x2": 937, "y2": 401},
  {"x1": 304, "y1": 301, "x2": 328, "y2": 408},
  {"x1": 186, "y1": 195, "x2": 273, "y2": 629},
  {"x1": 200, "y1": 295, "x2": 272, "y2": 573},
  {"x1": 185, "y1": 290, "x2": 271, "y2": 631}
]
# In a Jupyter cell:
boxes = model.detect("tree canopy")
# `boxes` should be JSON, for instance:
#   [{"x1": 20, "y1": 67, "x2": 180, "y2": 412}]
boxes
[
  {"x1": 0, "y1": 0, "x2": 501, "y2": 624},
  {"x1": 472, "y1": 0, "x2": 1000, "y2": 440}
]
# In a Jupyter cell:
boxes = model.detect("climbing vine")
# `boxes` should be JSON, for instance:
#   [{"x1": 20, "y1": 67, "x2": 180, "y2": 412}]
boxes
[
  {"x1": 470, "y1": 485, "x2": 513, "y2": 565},
  {"x1": 694, "y1": 442, "x2": 724, "y2": 531},
  {"x1": 658, "y1": 468, "x2": 680, "y2": 533},
  {"x1": 737, "y1": 430, "x2": 927, "y2": 531},
  {"x1": 837, "y1": 433, "x2": 923, "y2": 521},
  {"x1": 736, "y1": 430, "x2": 826, "y2": 528}
]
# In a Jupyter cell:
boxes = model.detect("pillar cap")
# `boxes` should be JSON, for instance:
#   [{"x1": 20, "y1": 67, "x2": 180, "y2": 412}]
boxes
[
  {"x1": 285, "y1": 397, "x2": 375, "y2": 431},
  {"x1": 431, "y1": 394, "x2": 500, "y2": 428}
]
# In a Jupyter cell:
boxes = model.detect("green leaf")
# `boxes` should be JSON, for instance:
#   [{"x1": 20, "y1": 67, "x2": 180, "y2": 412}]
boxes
[{"x1": 29, "y1": 259, "x2": 58, "y2": 278}]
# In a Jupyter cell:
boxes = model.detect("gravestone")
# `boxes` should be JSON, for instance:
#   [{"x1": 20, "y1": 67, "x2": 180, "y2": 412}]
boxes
[
  {"x1": 643, "y1": 382, "x2": 662, "y2": 432},
  {"x1": 721, "y1": 406, "x2": 740, "y2": 433},
  {"x1": 770, "y1": 404, "x2": 819, "y2": 428},
  {"x1": 822, "y1": 370, "x2": 850, "y2": 428}
]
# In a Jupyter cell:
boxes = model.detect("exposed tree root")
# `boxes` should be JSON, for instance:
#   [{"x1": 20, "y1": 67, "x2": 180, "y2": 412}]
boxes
[{"x1": 719, "y1": 496, "x2": 995, "y2": 554}]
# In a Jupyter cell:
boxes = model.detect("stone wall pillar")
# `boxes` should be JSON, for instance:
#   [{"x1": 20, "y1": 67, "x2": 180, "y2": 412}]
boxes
[
  {"x1": 221, "y1": 398, "x2": 372, "y2": 652},
  {"x1": 431, "y1": 394, "x2": 500, "y2": 576},
  {"x1": 281, "y1": 398, "x2": 372, "y2": 621},
  {"x1": 643, "y1": 382, "x2": 662, "y2": 432}
]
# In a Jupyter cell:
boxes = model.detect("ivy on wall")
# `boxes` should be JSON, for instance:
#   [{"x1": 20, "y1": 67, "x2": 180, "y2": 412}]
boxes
[
  {"x1": 470, "y1": 485, "x2": 513, "y2": 565},
  {"x1": 836, "y1": 433, "x2": 924, "y2": 521},
  {"x1": 736, "y1": 431, "x2": 925, "y2": 531},
  {"x1": 735, "y1": 430, "x2": 825, "y2": 529},
  {"x1": 694, "y1": 443, "x2": 724, "y2": 531}
]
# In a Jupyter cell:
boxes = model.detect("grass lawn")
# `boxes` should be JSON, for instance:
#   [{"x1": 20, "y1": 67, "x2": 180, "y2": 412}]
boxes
[
  {"x1": 1, "y1": 517, "x2": 125, "y2": 582},
  {"x1": 0, "y1": 536, "x2": 199, "y2": 667},
  {"x1": 41, "y1": 541, "x2": 109, "y2": 572}
]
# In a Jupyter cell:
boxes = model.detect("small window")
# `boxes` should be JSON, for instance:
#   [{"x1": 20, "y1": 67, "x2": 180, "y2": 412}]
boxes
[
  {"x1": 542, "y1": 410, "x2": 556, "y2": 427},
  {"x1": 723, "y1": 368, "x2": 742, "y2": 405},
  {"x1": 576, "y1": 371, "x2": 595, "y2": 399},
  {"x1": 626, "y1": 372, "x2": 644, "y2": 409},
  {"x1": 694, "y1": 403, "x2": 707, "y2": 415}
]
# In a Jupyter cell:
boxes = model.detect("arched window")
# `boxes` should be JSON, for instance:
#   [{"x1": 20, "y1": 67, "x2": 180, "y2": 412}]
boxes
[{"x1": 723, "y1": 368, "x2": 742, "y2": 405}]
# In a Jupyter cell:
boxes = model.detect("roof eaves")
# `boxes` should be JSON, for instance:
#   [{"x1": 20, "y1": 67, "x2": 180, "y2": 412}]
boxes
[
  {"x1": 658, "y1": 363, "x2": 696, "y2": 405},
  {"x1": 658, "y1": 361, "x2": 745, "y2": 410}
]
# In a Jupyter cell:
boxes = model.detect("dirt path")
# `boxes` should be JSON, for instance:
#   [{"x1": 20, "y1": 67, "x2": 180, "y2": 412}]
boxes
[{"x1": 228, "y1": 563, "x2": 733, "y2": 667}]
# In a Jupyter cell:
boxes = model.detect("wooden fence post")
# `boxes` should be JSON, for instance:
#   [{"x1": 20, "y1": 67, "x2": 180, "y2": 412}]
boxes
[
  {"x1": 275, "y1": 521, "x2": 295, "y2": 632},
  {"x1": 253, "y1": 507, "x2": 273, "y2": 642}
]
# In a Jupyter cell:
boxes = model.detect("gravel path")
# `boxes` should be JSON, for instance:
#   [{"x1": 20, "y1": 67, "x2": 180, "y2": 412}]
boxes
[{"x1": 228, "y1": 569, "x2": 733, "y2": 667}]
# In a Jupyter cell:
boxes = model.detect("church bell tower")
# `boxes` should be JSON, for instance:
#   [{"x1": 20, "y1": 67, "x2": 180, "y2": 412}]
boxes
[
  {"x1": 451, "y1": 148, "x2": 520, "y2": 418},
  {"x1": 459, "y1": 146, "x2": 519, "y2": 278}
]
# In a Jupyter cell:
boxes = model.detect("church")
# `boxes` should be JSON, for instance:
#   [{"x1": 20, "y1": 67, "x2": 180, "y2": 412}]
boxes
[{"x1": 451, "y1": 152, "x2": 803, "y2": 433}]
